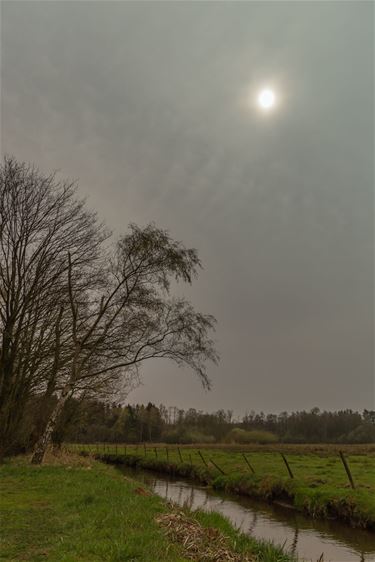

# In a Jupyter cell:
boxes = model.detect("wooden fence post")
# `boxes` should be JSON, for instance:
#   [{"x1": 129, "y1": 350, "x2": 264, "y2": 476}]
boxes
[
  {"x1": 154, "y1": 447, "x2": 158, "y2": 458},
  {"x1": 339, "y1": 451, "x2": 355, "y2": 489},
  {"x1": 281, "y1": 453, "x2": 294, "y2": 479},
  {"x1": 166, "y1": 447, "x2": 169, "y2": 461},
  {"x1": 144, "y1": 443, "x2": 147, "y2": 456},
  {"x1": 209, "y1": 458, "x2": 226, "y2": 475},
  {"x1": 198, "y1": 450, "x2": 208, "y2": 467},
  {"x1": 242, "y1": 453, "x2": 255, "y2": 474},
  {"x1": 189, "y1": 454, "x2": 193, "y2": 466},
  {"x1": 178, "y1": 447, "x2": 183, "y2": 463}
]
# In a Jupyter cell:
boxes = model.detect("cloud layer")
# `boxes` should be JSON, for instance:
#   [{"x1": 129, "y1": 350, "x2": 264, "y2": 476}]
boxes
[{"x1": 1, "y1": 1, "x2": 373, "y2": 413}]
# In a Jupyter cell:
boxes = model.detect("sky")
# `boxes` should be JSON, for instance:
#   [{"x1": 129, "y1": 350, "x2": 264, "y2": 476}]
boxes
[{"x1": 1, "y1": 1, "x2": 374, "y2": 416}]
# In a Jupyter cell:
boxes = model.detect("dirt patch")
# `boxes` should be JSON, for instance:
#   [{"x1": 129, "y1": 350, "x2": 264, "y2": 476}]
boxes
[
  {"x1": 134, "y1": 486, "x2": 152, "y2": 496},
  {"x1": 43, "y1": 449, "x2": 95, "y2": 467},
  {"x1": 156, "y1": 511, "x2": 254, "y2": 562}
]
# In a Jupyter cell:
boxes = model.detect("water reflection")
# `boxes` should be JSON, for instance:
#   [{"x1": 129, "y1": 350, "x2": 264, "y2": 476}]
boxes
[
  {"x1": 120, "y1": 467, "x2": 375, "y2": 562},
  {"x1": 291, "y1": 527, "x2": 299, "y2": 557}
]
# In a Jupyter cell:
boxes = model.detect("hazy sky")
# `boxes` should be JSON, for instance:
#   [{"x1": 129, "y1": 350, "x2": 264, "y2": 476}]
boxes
[{"x1": 1, "y1": 1, "x2": 374, "y2": 415}]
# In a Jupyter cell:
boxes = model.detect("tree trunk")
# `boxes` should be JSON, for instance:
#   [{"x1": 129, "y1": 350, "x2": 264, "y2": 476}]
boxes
[{"x1": 31, "y1": 385, "x2": 71, "y2": 464}]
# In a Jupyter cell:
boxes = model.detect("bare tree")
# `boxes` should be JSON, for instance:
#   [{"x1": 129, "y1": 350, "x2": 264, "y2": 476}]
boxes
[
  {"x1": 31, "y1": 224, "x2": 218, "y2": 463},
  {"x1": 0, "y1": 157, "x2": 107, "y2": 457},
  {"x1": 0, "y1": 157, "x2": 217, "y2": 463}
]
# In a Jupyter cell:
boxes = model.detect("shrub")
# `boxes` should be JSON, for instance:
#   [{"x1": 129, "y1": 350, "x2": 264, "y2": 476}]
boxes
[
  {"x1": 225, "y1": 428, "x2": 278, "y2": 444},
  {"x1": 162, "y1": 429, "x2": 215, "y2": 444},
  {"x1": 342, "y1": 423, "x2": 375, "y2": 444}
]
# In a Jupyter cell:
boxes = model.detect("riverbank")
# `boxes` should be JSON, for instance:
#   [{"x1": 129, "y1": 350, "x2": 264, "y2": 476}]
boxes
[
  {"x1": 96, "y1": 452, "x2": 375, "y2": 530},
  {"x1": 0, "y1": 453, "x2": 294, "y2": 562}
]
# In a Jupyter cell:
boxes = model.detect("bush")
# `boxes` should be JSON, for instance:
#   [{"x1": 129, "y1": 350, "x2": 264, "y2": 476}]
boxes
[
  {"x1": 225, "y1": 428, "x2": 278, "y2": 444},
  {"x1": 162, "y1": 428, "x2": 215, "y2": 444},
  {"x1": 342, "y1": 423, "x2": 375, "y2": 444}
]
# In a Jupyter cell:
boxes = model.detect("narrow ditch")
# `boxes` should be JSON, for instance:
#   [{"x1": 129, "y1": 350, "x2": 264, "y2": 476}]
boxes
[{"x1": 118, "y1": 465, "x2": 375, "y2": 562}]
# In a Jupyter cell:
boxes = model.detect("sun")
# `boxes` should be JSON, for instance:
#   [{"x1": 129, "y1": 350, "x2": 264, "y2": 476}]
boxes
[{"x1": 257, "y1": 88, "x2": 276, "y2": 111}]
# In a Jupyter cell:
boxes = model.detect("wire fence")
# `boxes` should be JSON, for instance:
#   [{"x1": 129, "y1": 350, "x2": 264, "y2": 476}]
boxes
[{"x1": 68, "y1": 442, "x2": 362, "y2": 489}]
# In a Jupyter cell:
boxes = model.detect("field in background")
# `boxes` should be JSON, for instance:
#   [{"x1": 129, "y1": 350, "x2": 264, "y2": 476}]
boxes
[{"x1": 72, "y1": 442, "x2": 375, "y2": 490}]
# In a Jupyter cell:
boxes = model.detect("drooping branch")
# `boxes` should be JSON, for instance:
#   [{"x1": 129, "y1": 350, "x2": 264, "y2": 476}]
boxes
[{"x1": 0, "y1": 157, "x2": 218, "y2": 464}]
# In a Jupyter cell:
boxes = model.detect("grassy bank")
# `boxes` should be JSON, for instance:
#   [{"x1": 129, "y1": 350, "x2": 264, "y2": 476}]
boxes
[
  {"x1": 0, "y1": 453, "x2": 294, "y2": 562},
  {"x1": 87, "y1": 445, "x2": 375, "y2": 530}
]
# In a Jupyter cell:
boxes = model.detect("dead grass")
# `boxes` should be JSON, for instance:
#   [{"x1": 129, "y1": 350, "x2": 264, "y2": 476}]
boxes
[
  {"x1": 156, "y1": 510, "x2": 254, "y2": 562},
  {"x1": 149, "y1": 443, "x2": 375, "y2": 455},
  {"x1": 10, "y1": 448, "x2": 94, "y2": 468}
]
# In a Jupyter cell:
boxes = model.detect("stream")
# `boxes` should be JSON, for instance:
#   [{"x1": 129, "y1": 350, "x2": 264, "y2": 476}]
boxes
[{"x1": 118, "y1": 466, "x2": 375, "y2": 562}]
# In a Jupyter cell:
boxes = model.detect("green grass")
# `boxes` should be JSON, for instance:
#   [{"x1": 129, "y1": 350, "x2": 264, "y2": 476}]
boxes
[
  {"x1": 75, "y1": 443, "x2": 375, "y2": 529},
  {"x1": 74, "y1": 443, "x2": 375, "y2": 488},
  {"x1": 0, "y1": 460, "x2": 186, "y2": 562},
  {"x1": 192, "y1": 510, "x2": 294, "y2": 562},
  {"x1": 0, "y1": 456, "x2": 295, "y2": 562}
]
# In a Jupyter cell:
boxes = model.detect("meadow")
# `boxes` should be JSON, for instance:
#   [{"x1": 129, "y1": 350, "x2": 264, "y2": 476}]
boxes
[
  {"x1": 72, "y1": 443, "x2": 375, "y2": 530},
  {"x1": 0, "y1": 453, "x2": 294, "y2": 562}
]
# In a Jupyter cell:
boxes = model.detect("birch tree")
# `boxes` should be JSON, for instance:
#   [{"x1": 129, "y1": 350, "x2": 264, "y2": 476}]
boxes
[
  {"x1": 31, "y1": 224, "x2": 218, "y2": 463},
  {"x1": 0, "y1": 157, "x2": 218, "y2": 463}
]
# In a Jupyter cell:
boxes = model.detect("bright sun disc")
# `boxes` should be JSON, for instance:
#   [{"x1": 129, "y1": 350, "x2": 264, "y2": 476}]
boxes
[{"x1": 258, "y1": 88, "x2": 276, "y2": 110}]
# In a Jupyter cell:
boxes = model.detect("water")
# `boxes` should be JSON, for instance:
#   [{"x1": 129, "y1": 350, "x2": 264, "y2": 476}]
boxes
[{"x1": 119, "y1": 466, "x2": 375, "y2": 562}]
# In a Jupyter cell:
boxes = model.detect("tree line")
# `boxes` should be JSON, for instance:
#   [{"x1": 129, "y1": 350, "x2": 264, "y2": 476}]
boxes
[
  {"x1": 41, "y1": 398, "x2": 375, "y2": 446},
  {"x1": 0, "y1": 157, "x2": 218, "y2": 462}
]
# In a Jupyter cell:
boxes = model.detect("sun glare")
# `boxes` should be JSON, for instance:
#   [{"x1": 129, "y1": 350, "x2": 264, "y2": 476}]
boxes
[{"x1": 257, "y1": 88, "x2": 276, "y2": 111}]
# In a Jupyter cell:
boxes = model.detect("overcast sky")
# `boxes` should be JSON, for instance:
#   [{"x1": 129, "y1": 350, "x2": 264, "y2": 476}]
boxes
[{"x1": 1, "y1": 1, "x2": 373, "y2": 415}]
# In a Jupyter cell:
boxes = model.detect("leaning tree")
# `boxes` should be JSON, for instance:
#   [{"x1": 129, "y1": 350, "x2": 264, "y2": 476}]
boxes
[
  {"x1": 0, "y1": 157, "x2": 218, "y2": 463},
  {"x1": 31, "y1": 224, "x2": 218, "y2": 463}
]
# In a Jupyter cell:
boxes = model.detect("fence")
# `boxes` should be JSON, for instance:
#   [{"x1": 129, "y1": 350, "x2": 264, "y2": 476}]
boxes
[{"x1": 69, "y1": 442, "x2": 358, "y2": 489}]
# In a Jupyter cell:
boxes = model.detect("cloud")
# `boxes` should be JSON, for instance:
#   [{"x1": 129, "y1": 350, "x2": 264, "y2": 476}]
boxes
[{"x1": 1, "y1": 0, "x2": 373, "y2": 413}]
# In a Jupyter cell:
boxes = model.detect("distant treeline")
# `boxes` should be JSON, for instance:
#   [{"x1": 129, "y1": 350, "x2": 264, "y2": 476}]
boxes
[{"x1": 37, "y1": 399, "x2": 375, "y2": 447}]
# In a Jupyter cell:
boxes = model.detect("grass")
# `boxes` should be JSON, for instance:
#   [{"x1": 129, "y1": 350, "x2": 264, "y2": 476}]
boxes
[
  {"x1": 73, "y1": 443, "x2": 375, "y2": 529},
  {"x1": 192, "y1": 510, "x2": 294, "y2": 562},
  {"x1": 0, "y1": 452, "x2": 295, "y2": 562}
]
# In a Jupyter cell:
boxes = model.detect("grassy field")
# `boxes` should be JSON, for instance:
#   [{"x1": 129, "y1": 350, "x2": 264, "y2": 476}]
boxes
[
  {"x1": 0, "y1": 453, "x2": 294, "y2": 562},
  {"x1": 73, "y1": 442, "x2": 375, "y2": 489},
  {"x1": 72, "y1": 443, "x2": 375, "y2": 529}
]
